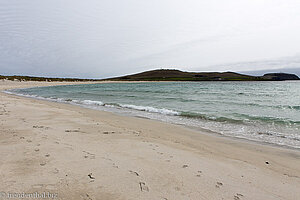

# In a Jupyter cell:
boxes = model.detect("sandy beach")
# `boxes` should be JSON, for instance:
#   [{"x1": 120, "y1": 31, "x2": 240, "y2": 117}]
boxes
[{"x1": 0, "y1": 80, "x2": 300, "y2": 200}]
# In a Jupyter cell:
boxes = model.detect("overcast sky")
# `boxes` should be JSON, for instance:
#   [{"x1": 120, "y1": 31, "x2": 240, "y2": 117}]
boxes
[{"x1": 1, "y1": 0, "x2": 300, "y2": 78}]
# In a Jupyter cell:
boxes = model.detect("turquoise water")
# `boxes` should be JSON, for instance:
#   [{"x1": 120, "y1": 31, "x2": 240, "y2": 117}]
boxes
[{"x1": 10, "y1": 81, "x2": 300, "y2": 148}]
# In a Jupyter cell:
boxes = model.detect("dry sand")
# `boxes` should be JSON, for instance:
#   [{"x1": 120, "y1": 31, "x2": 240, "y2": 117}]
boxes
[{"x1": 0, "y1": 80, "x2": 300, "y2": 200}]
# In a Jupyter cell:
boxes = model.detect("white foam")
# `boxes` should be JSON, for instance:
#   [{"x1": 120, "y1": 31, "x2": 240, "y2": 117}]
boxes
[
  {"x1": 119, "y1": 104, "x2": 179, "y2": 116},
  {"x1": 81, "y1": 99, "x2": 104, "y2": 106},
  {"x1": 103, "y1": 104, "x2": 116, "y2": 108}
]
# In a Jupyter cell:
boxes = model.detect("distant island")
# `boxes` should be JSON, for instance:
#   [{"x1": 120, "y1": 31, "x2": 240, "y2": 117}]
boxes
[
  {"x1": 0, "y1": 75, "x2": 100, "y2": 82},
  {"x1": 1, "y1": 69, "x2": 299, "y2": 82},
  {"x1": 105, "y1": 69, "x2": 300, "y2": 81}
]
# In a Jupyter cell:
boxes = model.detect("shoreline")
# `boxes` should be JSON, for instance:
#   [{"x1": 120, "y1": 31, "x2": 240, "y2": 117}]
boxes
[
  {"x1": 1, "y1": 80, "x2": 300, "y2": 200},
  {"x1": 6, "y1": 88, "x2": 300, "y2": 152},
  {"x1": 5, "y1": 81, "x2": 300, "y2": 151}
]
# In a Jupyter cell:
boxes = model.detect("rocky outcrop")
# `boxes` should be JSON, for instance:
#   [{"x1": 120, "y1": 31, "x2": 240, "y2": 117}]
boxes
[{"x1": 262, "y1": 73, "x2": 300, "y2": 81}]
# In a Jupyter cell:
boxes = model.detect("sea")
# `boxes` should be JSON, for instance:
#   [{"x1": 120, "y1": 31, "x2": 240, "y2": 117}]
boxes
[{"x1": 7, "y1": 81, "x2": 300, "y2": 149}]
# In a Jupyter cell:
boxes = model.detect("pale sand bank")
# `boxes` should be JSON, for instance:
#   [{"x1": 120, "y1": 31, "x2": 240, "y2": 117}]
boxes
[{"x1": 0, "y1": 80, "x2": 300, "y2": 200}]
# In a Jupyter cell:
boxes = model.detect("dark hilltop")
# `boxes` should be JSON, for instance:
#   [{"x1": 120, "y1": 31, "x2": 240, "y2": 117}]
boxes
[{"x1": 105, "y1": 69, "x2": 300, "y2": 81}]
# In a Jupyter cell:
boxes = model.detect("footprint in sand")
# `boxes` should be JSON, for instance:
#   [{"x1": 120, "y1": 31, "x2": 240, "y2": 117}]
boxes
[
  {"x1": 215, "y1": 182, "x2": 223, "y2": 188},
  {"x1": 112, "y1": 163, "x2": 119, "y2": 168},
  {"x1": 196, "y1": 170, "x2": 202, "y2": 177},
  {"x1": 65, "y1": 129, "x2": 80, "y2": 133},
  {"x1": 132, "y1": 131, "x2": 140, "y2": 136},
  {"x1": 103, "y1": 131, "x2": 118, "y2": 134},
  {"x1": 139, "y1": 182, "x2": 149, "y2": 192},
  {"x1": 80, "y1": 193, "x2": 93, "y2": 200},
  {"x1": 88, "y1": 173, "x2": 95, "y2": 182},
  {"x1": 83, "y1": 151, "x2": 95, "y2": 159},
  {"x1": 234, "y1": 193, "x2": 244, "y2": 200},
  {"x1": 33, "y1": 125, "x2": 49, "y2": 129},
  {"x1": 88, "y1": 173, "x2": 95, "y2": 179},
  {"x1": 129, "y1": 170, "x2": 139, "y2": 176}
]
